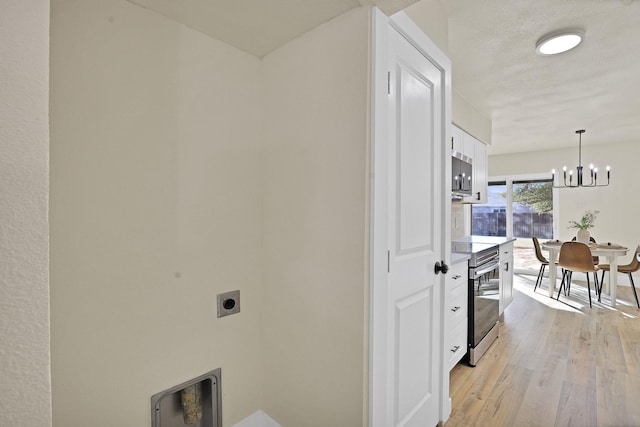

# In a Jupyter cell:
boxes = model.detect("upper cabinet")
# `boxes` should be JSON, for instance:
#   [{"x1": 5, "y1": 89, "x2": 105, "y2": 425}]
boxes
[
  {"x1": 471, "y1": 135, "x2": 487, "y2": 204},
  {"x1": 451, "y1": 124, "x2": 474, "y2": 159},
  {"x1": 451, "y1": 124, "x2": 488, "y2": 204},
  {"x1": 451, "y1": 125, "x2": 464, "y2": 155}
]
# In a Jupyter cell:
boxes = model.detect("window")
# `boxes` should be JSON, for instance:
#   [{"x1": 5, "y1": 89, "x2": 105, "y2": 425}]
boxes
[
  {"x1": 511, "y1": 180, "x2": 553, "y2": 239},
  {"x1": 472, "y1": 175, "x2": 557, "y2": 273},
  {"x1": 471, "y1": 181, "x2": 506, "y2": 236}
]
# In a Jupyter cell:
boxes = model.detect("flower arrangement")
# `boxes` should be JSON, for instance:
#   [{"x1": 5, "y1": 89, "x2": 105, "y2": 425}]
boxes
[{"x1": 568, "y1": 210, "x2": 599, "y2": 230}]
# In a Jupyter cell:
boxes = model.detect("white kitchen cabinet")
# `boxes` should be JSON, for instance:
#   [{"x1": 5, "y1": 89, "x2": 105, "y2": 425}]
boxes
[
  {"x1": 499, "y1": 241, "x2": 514, "y2": 316},
  {"x1": 451, "y1": 124, "x2": 474, "y2": 159},
  {"x1": 473, "y1": 139, "x2": 488, "y2": 204},
  {"x1": 451, "y1": 124, "x2": 488, "y2": 204},
  {"x1": 445, "y1": 261, "x2": 468, "y2": 370},
  {"x1": 451, "y1": 125, "x2": 465, "y2": 156}
]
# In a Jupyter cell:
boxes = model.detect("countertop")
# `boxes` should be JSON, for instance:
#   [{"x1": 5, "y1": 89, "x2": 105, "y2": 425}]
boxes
[
  {"x1": 452, "y1": 235, "x2": 516, "y2": 245},
  {"x1": 451, "y1": 252, "x2": 471, "y2": 265},
  {"x1": 450, "y1": 236, "x2": 515, "y2": 264}
]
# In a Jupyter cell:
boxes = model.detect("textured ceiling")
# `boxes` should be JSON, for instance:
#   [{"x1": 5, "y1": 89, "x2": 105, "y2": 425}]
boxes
[
  {"x1": 126, "y1": 0, "x2": 640, "y2": 156},
  {"x1": 443, "y1": 0, "x2": 640, "y2": 155}
]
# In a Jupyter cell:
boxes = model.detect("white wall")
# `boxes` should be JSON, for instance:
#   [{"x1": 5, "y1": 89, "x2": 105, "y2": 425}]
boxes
[
  {"x1": 50, "y1": 1, "x2": 263, "y2": 425},
  {"x1": 404, "y1": 1, "x2": 492, "y2": 145},
  {"x1": 0, "y1": 1, "x2": 52, "y2": 426},
  {"x1": 404, "y1": 0, "x2": 450, "y2": 56},
  {"x1": 261, "y1": 8, "x2": 370, "y2": 426},
  {"x1": 451, "y1": 91, "x2": 492, "y2": 145},
  {"x1": 490, "y1": 141, "x2": 640, "y2": 249}
]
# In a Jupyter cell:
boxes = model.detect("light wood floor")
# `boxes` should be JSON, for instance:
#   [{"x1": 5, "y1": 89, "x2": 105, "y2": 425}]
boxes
[{"x1": 445, "y1": 273, "x2": 640, "y2": 427}]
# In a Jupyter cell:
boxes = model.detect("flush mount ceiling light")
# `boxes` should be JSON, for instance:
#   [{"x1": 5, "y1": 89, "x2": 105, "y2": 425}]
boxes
[{"x1": 536, "y1": 29, "x2": 584, "y2": 55}]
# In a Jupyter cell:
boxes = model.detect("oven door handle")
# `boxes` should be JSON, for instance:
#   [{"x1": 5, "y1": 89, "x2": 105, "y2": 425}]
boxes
[{"x1": 471, "y1": 260, "x2": 500, "y2": 278}]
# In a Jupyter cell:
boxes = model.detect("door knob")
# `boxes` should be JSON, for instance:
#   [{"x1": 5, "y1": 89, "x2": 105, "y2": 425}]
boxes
[{"x1": 434, "y1": 260, "x2": 449, "y2": 275}]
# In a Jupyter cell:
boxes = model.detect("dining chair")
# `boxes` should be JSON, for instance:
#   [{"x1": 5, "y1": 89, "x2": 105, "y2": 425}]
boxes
[
  {"x1": 571, "y1": 235, "x2": 600, "y2": 297},
  {"x1": 556, "y1": 241, "x2": 600, "y2": 308},
  {"x1": 598, "y1": 245, "x2": 640, "y2": 308},
  {"x1": 532, "y1": 237, "x2": 550, "y2": 292}
]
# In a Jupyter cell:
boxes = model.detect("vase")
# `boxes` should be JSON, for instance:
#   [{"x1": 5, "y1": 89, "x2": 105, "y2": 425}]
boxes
[{"x1": 577, "y1": 228, "x2": 590, "y2": 244}]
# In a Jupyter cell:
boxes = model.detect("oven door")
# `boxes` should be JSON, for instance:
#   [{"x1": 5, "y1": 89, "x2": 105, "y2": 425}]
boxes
[{"x1": 469, "y1": 260, "x2": 500, "y2": 347}]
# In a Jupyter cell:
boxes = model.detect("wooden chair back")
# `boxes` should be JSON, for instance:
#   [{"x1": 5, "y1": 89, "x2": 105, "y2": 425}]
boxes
[
  {"x1": 532, "y1": 237, "x2": 548, "y2": 264},
  {"x1": 558, "y1": 242, "x2": 598, "y2": 273},
  {"x1": 571, "y1": 235, "x2": 599, "y2": 264},
  {"x1": 619, "y1": 245, "x2": 640, "y2": 274}
]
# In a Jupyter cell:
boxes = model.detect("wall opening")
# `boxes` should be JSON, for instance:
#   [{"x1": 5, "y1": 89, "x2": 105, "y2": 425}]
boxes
[{"x1": 151, "y1": 369, "x2": 221, "y2": 427}]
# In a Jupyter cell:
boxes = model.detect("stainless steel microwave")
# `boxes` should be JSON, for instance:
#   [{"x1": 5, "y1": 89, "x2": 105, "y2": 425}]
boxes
[{"x1": 452, "y1": 152, "x2": 473, "y2": 198}]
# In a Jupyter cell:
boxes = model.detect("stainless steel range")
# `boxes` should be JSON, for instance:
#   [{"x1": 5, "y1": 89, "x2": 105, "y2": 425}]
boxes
[{"x1": 451, "y1": 242, "x2": 500, "y2": 366}]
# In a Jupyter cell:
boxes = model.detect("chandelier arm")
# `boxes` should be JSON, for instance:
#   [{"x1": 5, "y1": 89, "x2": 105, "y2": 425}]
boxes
[
  {"x1": 550, "y1": 129, "x2": 610, "y2": 189},
  {"x1": 553, "y1": 181, "x2": 610, "y2": 188}
]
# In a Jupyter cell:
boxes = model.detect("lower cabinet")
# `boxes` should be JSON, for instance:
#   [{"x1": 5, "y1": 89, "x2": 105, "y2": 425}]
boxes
[
  {"x1": 499, "y1": 241, "x2": 514, "y2": 316},
  {"x1": 445, "y1": 261, "x2": 468, "y2": 370}
]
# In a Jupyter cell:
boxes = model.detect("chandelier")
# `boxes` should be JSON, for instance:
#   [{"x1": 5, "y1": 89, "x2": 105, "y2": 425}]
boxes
[{"x1": 551, "y1": 130, "x2": 610, "y2": 188}]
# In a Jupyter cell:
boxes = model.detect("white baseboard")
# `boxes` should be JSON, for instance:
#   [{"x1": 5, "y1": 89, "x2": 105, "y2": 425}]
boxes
[{"x1": 232, "y1": 410, "x2": 282, "y2": 427}]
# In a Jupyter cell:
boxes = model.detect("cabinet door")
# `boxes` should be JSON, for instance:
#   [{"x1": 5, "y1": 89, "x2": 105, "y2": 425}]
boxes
[
  {"x1": 473, "y1": 140, "x2": 487, "y2": 203},
  {"x1": 463, "y1": 132, "x2": 476, "y2": 159},
  {"x1": 451, "y1": 125, "x2": 464, "y2": 155},
  {"x1": 499, "y1": 242, "x2": 514, "y2": 315},
  {"x1": 445, "y1": 263, "x2": 467, "y2": 326},
  {"x1": 447, "y1": 320, "x2": 467, "y2": 370},
  {"x1": 499, "y1": 256, "x2": 514, "y2": 315},
  {"x1": 445, "y1": 262, "x2": 468, "y2": 370}
]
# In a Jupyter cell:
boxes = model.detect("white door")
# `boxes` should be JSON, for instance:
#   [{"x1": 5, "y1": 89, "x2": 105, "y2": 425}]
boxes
[{"x1": 384, "y1": 26, "x2": 445, "y2": 427}]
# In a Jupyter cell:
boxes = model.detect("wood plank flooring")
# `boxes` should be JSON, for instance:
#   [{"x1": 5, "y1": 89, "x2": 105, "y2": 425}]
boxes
[{"x1": 445, "y1": 274, "x2": 640, "y2": 427}]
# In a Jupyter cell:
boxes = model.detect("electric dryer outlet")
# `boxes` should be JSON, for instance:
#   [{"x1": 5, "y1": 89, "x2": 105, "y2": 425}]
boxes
[{"x1": 217, "y1": 290, "x2": 240, "y2": 318}]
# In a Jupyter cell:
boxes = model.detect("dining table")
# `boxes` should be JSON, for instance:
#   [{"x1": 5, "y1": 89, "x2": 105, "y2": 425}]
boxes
[{"x1": 541, "y1": 240, "x2": 628, "y2": 307}]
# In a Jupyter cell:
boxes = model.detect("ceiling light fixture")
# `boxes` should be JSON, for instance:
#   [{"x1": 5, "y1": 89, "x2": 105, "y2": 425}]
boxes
[
  {"x1": 536, "y1": 29, "x2": 584, "y2": 55},
  {"x1": 552, "y1": 130, "x2": 610, "y2": 188}
]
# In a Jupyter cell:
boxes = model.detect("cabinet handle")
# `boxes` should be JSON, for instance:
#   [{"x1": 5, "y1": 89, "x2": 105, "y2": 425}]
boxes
[
  {"x1": 452, "y1": 274, "x2": 462, "y2": 280},
  {"x1": 476, "y1": 192, "x2": 481, "y2": 200},
  {"x1": 451, "y1": 306, "x2": 461, "y2": 312},
  {"x1": 451, "y1": 345, "x2": 461, "y2": 353}
]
